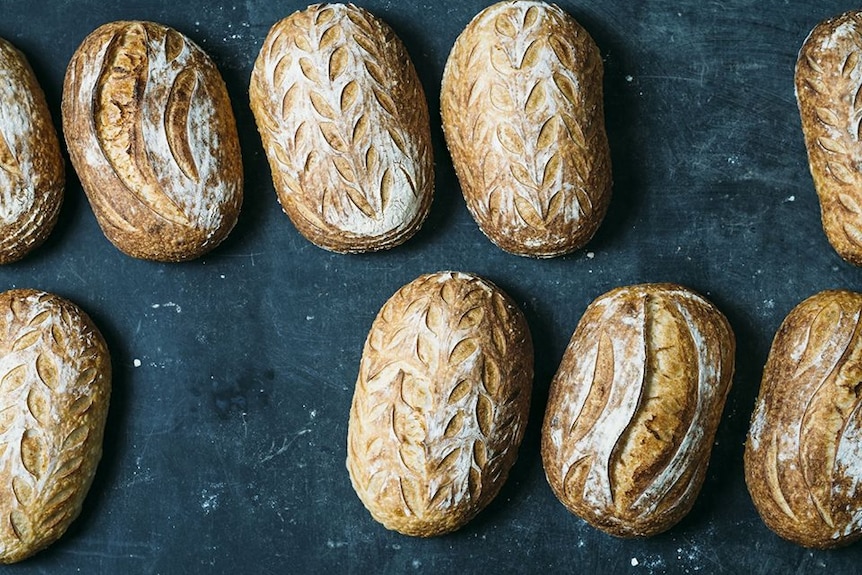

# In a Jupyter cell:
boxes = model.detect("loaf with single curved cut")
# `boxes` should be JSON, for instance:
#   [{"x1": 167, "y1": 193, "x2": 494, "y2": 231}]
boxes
[
  {"x1": 441, "y1": 0, "x2": 611, "y2": 258},
  {"x1": 796, "y1": 11, "x2": 862, "y2": 266},
  {"x1": 0, "y1": 38, "x2": 64, "y2": 264},
  {"x1": 542, "y1": 283, "x2": 735, "y2": 537},
  {"x1": 62, "y1": 21, "x2": 243, "y2": 262},
  {"x1": 250, "y1": 4, "x2": 433, "y2": 253},
  {"x1": 347, "y1": 271, "x2": 533, "y2": 536},
  {"x1": 745, "y1": 290, "x2": 862, "y2": 548},
  {"x1": 0, "y1": 289, "x2": 111, "y2": 563}
]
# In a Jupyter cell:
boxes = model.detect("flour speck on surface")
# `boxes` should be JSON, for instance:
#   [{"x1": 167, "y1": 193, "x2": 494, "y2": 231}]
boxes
[
  {"x1": 631, "y1": 557, "x2": 639, "y2": 567},
  {"x1": 133, "y1": 358, "x2": 141, "y2": 367}
]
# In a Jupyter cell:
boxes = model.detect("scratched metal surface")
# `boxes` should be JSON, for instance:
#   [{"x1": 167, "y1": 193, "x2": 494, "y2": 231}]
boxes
[{"x1": 0, "y1": 0, "x2": 860, "y2": 573}]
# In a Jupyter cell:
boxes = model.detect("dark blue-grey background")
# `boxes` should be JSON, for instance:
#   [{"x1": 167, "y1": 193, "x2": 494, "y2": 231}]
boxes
[{"x1": 0, "y1": 0, "x2": 858, "y2": 573}]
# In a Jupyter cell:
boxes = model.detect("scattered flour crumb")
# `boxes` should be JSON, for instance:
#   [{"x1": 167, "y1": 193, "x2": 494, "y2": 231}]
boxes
[
  {"x1": 306, "y1": 315, "x2": 314, "y2": 321},
  {"x1": 133, "y1": 359, "x2": 141, "y2": 368},
  {"x1": 631, "y1": 557, "x2": 639, "y2": 567},
  {"x1": 625, "y1": 75, "x2": 633, "y2": 82},
  {"x1": 785, "y1": 195, "x2": 795, "y2": 202},
  {"x1": 586, "y1": 251, "x2": 595, "y2": 259}
]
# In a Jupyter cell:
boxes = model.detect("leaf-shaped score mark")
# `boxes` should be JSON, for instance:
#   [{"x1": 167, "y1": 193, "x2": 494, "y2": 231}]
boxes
[
  {"x1": 310, "y1": 91, "x2": 337, "y2": 120},
  {"x1": 12, "y1": 330, "x2": 40, "y2": 351},
  {"x1": 299, "y1": 57, "x2": 320, "y2": 83},
  {"x1": 20, "y1": 428, "x2": 47, "y2": 479},
  {"x1": 319, "y1": 24, "x2": 343, "y2": 51},
  {"x1": 36, "y1": 353, "x2": 59, "y2": 391},
  {"x1": 424, "y1": 301, "x2": 445, "y2": 336},
  {"x1": 475, "y1": 394, "x2": 494, "y2": 436},
  {"x1": 332, "y1": 156, "x2": 356, "y2": 183},
  {"x1": 495, "y1": 13, "x2": 517, "y2": 38},
  {"x1": 519, "y1": 39, "x2": 543, "y2": 70},
  {"x1": 489, "y1": 83, "x2": 515, "y2": 112},
  {"x1": 525, "y1": 80, "x2": 546, "y2": 116},
  {"x1": 537, "y1": 117, "x2": 558, "y2": 150},
  {"x1": 379, "y1": 167, "x2": 393, "y2": 210},
  {"x1": 363, "y1": 58, "x2": 386, "y2": 86},
  {"x1": 523, "y1": 5, "x2": 540, "y2": 28},
  {"x1": 341, "y1": 81, "x2": 360, "y2": 112},
  {"x1": 482, "y1": 358, "x2": 501, "y2": 395},
  {"x1": 553, "y1": 72, "x2": 579, "y2": 108},
  {"x1": 26, "y1": 387, "x2": 49, "y2": 426},
  {"x1": 514, "y1": 196, "x2": 544, "y2": 227},
  {"x1": 416, "y1": 332, "x2": 436, "y2": 368},
  {"x1": 510, "y1": 164, "x2": 535, "y2": 189},
  {"x1": 343, "y1": 185, "x2": 376, "y2": 218},
  {"x1": 1, "y1": 364, "x2": 27, "y2": 394},
  {"x1": 829, "y1": 162, "x2": 856, "y2": 185},
  {"x1": 490, "y1": 45, "x2": 512, "y2": 74},
  {"x1": 329, "y1": 46, "x2": 348, "y2": 81},
  {"x1": 373, "y1": 88, "x2": 398, "y2": 117},
  {"x1": 450, "y1": 338, "x2": 478, "y2": 365},
  {"x1": 815, "y1": 106, "x2": 841, "y2": 128},
  {"x1": 318, "y1": 122, "x2": 347, "y2": 152},
  {"x1": 549, "y1": 35, "x2": 575, "y2": 69},
  {"x1": 444, "y1": 412, "x2": 466, "y2": 439},
  {"x1": 819, "y1": 137, "x2": 849, "y2": 155},
  {"x1": 12, "y1": 476, "x2": 33, "y2": 506},
  {"x1": 542, "y1": 152, "x2": 562, "y2": 189},
  {"x1": 448, "y1": 379, "x2": 471, "y2": 404},
  {"x1": 458, "y1": 307, "x2": 485, "y2": 330},
  {"x1": 497, "y1": 123, "x2": 524, "y2": 155}
]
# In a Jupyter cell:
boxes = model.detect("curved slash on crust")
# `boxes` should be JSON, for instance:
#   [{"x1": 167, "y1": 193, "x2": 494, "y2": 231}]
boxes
[
  {"x1": 94, "y1": 25, "x2": 191, "y2": 227},
  {"x1": 165, "y1": 68, "x2": 201, "y2": 182}
]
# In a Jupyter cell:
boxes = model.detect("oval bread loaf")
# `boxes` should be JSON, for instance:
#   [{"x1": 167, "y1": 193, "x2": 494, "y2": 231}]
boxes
[
  {"x1": 347, "y1": 271, "x2": 533, "y2": 536},
  {"x1": 542, "y1": 283, "x2": 735, "y2": 537},
  {"x1": 0, "y1": 289, "x2": 111, "y2": 563},
  {"x1": 745, "y1": 290, "x2": 862, "y2": 548},
  {"x1": 0, "y1": 38, "x2": 64, "y2": 264},
  {"x1": 796, "y1": 11, "x2": 862, "y2": 266},
  {"x1": 441, "y1": 0, "x2": 611, "y2": 258},
  {"x1": 62, "y1": 21, "x2": 243, "y2": 262},
  {"x1": 250, "y1": 4, "x2": 433, "y2": 253}
]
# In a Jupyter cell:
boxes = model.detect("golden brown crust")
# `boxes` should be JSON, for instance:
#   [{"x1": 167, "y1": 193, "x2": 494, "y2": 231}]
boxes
[
  {"x1": 62, "y1": 21, "x2": 243, "y2": 262},
  {"x1": 0, "y1": 38, "x2": 64, "y2": 264},
  {"x1": 346, "y1": 271, "x2": 533, "y2": 536},
  {"x1": 249, "y1": 4, "x2": 434, "y2": 253},
  {"x1": 796, "y1": 11, "x2": 862, "y2": 266},
  {"x1": 745, "y1": 290, "x2": 862, "y2": 549},
  {"x1": 542, "y1": 283, "x2": 735, "y2": 537},
  {"x1": 0, "y1": 289, "x2": 111, "y2": 563},
  {"x1": 441, "y1": 0, "x2": 611, "y2": 258}
]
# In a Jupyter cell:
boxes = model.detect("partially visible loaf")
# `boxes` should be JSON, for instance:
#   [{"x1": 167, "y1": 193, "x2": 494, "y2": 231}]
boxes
[
  {"x1": 62, "y1": 21, "x2": 242, "y2": 262},
  {"x1": 746, "y1": 290, "x2": 862, "y2": 548},
  {"x1": 0, "y1": 38, "x2": 63, "y2": 264},
  {"x1": 250, "y1": 4, "x2": 433, "y2": 253},
  {"x1": 542, "y1": 283, "x2": 735, "y2": 537},
  {"x1": 0, "y1": 289, "x2": 111, "y2": 563},
  {"x1": 797, "y1": 11, "x2": 862, "y2": 266}
]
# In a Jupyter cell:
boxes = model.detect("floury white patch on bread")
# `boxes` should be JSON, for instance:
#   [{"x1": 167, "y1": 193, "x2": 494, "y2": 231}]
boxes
[
  {"x1": 0, "y1": 39, "x2": 64, "y2": 264},
  {"x1": 347, "y1": 272, "x2": 533, "y2": 536},
  {"x1": 250, "y1": 4, "x2": 433, "y2": 253},
  {"x1": 542, "y1": 284, "x2": 735, "y2": 537},
  {"x1": 62, "y1": 21, "x2": 242, "y2": 262},
  {"x1": 441, "y1": 1, "x2": 611, "y2": 258},
  {"x1": 745, "y1": 290, "x2": 862, "y2": 548},
  {"x1": 0, "y1": 290, "x2": 111, "y2": 564}
]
